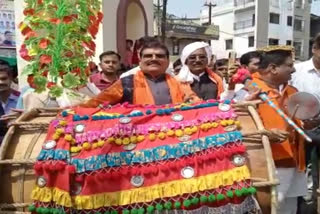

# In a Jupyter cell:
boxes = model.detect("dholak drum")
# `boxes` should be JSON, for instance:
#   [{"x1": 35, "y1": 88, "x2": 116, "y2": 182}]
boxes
[
  {"x1": 0, "y1": 102, "x2": 277, "y2": 214},
  {"x1": 0, "y1": 109, "x2": 58, "y2": 213}
]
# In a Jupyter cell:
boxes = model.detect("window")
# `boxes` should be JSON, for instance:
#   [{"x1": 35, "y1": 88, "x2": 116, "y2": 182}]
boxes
[
  {"x1": 294, "y1": 41, "x2": 302, "y2": 58},
  {"x1": 269, "y1": 13, "x2": 280, "y2": 24},
  {"x1": 248, "y1": 36, "x2": 254, "y2": 47},
  {"x1": 294, "y1": 18, "x2": 303, "y2": 31},
  {"x1": 252, "y1": 14, "x2": 255, "y2": 26},
  {"x1": 287, "y1": 16, "x2": 292, "y2": 26},
  {"x1": 226, "y1": 39, "x2": 233, "y2": 50},
  {"x1": 296, "y1": 0, "x2": 303, "y2": 8},
  {"x1": 269, "y1": 38, "x2": 279, "y2": 45},
  {"x1": 286, "y1": 40, "x2": 292, "y2": 45}
]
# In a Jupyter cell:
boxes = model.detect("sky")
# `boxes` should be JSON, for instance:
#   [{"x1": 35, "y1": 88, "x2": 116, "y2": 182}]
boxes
[
  {"x1": 312, "y1": 1, "x2": 320, "y2": 16},
  {"x1": 167, "y1": 0, "x2": 204, "y2": 18},
  {"x1": 167, "y1": 0, "x2": 320, "y2": 17}
]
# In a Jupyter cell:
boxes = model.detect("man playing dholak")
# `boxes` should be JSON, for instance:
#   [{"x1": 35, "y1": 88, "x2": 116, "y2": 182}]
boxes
[
  {"x1": 240, "y1": 46, "x2": 307, "y2": 214},
  {"x1": 81, "y1": 41, "x2": 199, "y2": 107},
  {"x1": 176, "y1": 42, "x2": 224, "y2": 100}
]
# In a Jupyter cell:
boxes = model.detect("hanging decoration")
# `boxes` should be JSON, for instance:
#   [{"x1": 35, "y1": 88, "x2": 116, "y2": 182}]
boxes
[{"x1": 19, "y1": 0, "x2": 103, "y2": 97}]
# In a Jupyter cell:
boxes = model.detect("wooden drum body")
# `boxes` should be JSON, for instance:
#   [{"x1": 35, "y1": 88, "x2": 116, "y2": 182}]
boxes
[
  {"x1": 0, "y1": 103, "x2": 277, "y2": 214},
  {"x1": 0, "y1": 109, "x2": 57, "y2": 213},
  {"x1": 237, "y1": 104, "x2": 278, "y2": 214}
]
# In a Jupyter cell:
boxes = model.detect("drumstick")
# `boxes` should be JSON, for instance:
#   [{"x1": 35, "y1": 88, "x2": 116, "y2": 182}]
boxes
[
  {"x1": 291, "y1": 104, "x2": 299, "y2": 120},
  {"x1": 251, "y1": 83, "x2": 312, "y2": 142},
  {"x1": 227, "y1": 51, "x2": 236, "y2": 84}
]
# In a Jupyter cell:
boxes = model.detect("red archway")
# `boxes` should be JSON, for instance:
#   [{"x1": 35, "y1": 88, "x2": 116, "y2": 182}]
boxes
[{"x1": 117, "y1": 0, "x2": 149, "y2": 62}]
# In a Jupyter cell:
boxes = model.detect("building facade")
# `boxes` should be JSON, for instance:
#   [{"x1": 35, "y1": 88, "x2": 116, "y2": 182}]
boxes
[
  {"x1": 101, "y1": 0, "x2": 154, "y2": 61},
  {"x1": 200, "y1": 0, "x2": 311, "y2": 60}
]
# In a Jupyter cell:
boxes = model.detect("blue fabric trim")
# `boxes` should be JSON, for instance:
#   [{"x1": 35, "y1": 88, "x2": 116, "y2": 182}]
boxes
[
  {"x1": 71, "y1": 131, "x2": 242, "y2": 173},
  {"x1": 37, "y1": 149, "x2": 70, "y2": 162},
  {"x1": 83, "y1": 101, "x2": 221, "y2": 122},
  {"x1": 36, "y1": 131, "x2": 242, "y2": 173}
]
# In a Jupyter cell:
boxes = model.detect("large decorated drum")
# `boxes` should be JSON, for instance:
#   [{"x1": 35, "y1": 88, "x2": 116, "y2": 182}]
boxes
[{"x1": 0, "y1": 100, "x2": 278, "y2": 214}]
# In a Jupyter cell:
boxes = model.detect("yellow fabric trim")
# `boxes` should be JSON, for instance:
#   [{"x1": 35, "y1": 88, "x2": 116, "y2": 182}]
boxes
[
  {"x1": 31, "y1": 186, "x2": 72, "y2": 207},
  {"x1": 32, "y1": 166, "x2": 250, "y2": 209}
]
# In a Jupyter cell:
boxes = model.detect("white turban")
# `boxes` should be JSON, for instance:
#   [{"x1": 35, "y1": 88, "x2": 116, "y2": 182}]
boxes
[{"x1": 176, "y1": 42, "x2": 212, "y2": 83}]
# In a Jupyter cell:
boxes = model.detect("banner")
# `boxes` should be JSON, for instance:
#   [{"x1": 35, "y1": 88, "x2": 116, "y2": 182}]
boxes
[{"x1": 0, "y1": 0, "x2": 15, "y2": 48}]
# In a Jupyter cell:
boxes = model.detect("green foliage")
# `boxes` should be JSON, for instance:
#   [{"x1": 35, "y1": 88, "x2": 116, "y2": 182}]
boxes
[{"x1": 20, "y1": 0, "x2": 103, "y2": 97}]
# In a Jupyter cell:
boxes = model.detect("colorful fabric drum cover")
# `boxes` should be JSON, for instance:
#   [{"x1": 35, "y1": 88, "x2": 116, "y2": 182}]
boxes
[{"x1": 29, "y1": 100, "x2": 259, "y2": 214}]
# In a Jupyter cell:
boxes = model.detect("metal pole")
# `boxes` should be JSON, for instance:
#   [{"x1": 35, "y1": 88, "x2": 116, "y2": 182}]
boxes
[
  {"x1": 157, "y1": 0, "x2": 161, "y2": 36},
  {"x1": 208, "y1": 3, "x2": 212, "y2": 25}
]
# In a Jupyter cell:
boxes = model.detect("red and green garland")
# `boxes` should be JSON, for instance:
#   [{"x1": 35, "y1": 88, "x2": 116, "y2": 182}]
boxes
[{"x1": 19, "y1": 0, "x2": 103, "y2": 97}]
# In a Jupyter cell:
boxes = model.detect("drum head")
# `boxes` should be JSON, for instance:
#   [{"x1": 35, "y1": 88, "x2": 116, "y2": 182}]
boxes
[{"x1": 287, "y1": 92, "x2": 320, "y2": 120}]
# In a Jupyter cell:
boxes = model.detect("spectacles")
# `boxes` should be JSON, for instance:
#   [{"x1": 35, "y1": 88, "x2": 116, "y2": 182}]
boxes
[
  {"x1": 142, "y1": 53, "x2": 167, "y2": 59},
  {"x1": 187, "y1": 54, "x2": 207, "y2": 62}
]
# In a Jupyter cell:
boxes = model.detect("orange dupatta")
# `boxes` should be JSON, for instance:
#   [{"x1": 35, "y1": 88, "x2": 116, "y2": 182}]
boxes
[
  {"x1": 251, "y1": 77, "x2": 305, "y2": 171},
  {"x1": 133, "y1": 71, "x2": 185, "y2": 105},
  {"x1": 207, "y1": 68, "x2": 224, "y2": 97}
]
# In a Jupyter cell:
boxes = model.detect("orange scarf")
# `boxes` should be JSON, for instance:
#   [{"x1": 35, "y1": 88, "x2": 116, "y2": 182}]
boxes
[
  {"x1": 133, "y1": 71, "x2": 184, "y2": 105},
  {"x1": 251, "y1": 77, "x2": 305, "y2": 171},
  {"x1": 206, "y1": 68, "x2": 224, "y2": 97}
]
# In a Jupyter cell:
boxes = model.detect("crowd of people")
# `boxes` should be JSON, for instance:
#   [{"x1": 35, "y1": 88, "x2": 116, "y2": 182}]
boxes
[{"x1": 0, "y1": 33, "x2": 320, "y2": 213}]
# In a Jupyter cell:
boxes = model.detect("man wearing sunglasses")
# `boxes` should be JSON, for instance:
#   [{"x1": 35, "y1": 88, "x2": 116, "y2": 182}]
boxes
[
  {"x1": 176, "y1": 42, "x2": 224, "y2": 100},
  {"x1": 81, "y1": 41, "x2": 198, "y2": 107}
]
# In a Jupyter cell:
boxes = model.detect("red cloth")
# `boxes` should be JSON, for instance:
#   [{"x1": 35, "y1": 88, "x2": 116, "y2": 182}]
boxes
[{"x1": 89, "y1": 72, "x2": 117, "y2": 91}]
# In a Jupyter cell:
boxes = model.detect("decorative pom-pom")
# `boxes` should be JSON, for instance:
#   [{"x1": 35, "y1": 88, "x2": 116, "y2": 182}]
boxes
[
  {"x1": 174, "y1": 201, "x2": 181, "y2": 209},
  {"x1": 226, "y1": 190, "x2": 234, "y2": 198},
  {"x1": 33, "y1": 162, "x2": 43, "y2": 174},
  {"x1": 137, "y1": 135, "x2": 145, "y2": 142},
  {"x1": 217, "y1": 194, "x2": 225, "y2": 201},
  {"x1": 131, "y1": 209, "x2": 138, "y2": 214},
  {"x1": 175, "y1": 129, "x2": 183, "y2": 137},
  {"x1": 164, "y1": 202, "x2": 172, "y2": 210},
  {"x1": 28, "y1": 204, "x2": 36, "y2": 212},
  {"x1": 148, "y1": 133, "x2": 156, "y2": 141},
  {"x1": 137, "y1": 208, "x2": 145, "y2": 214},
  {"x1": 235, "y1": 189, "x2": 242, "y2": 197},
  {"x1": 183, "y1": 199, "x2": 192, "y2": 208},
  {"x1": 61, "y1": 111, "x2": 68, "y2": 117},
  {"x1": 36, "y1": 207, "x2": 43, "y2": 214},
  {"x1": 208, "y1": 194, "x2": 216, "y2": 203},
  {"x1": 241, "y1": 187, "x2": 249, "y2": 195},
  {"x1": 155, "y1": 204, "x2": 163, "y2": 211},
  {"x1": 67, "y1": 165, "x2": 76, "y2": 174},
  {"x1": 82, "y1": 142, "x2": 91, "y2": 150},
  {"x1": 191, "y1": 197, "x2": 199, "y2": 205},
  {"x1": 158, "y1": 132, "x2": 166, "y2": 140},
  {"x1": 200, "y1": 195, "x2": 208, "y2": 203},
  {"x1": 146, "y1": 206, "x2": 155, "y2": 213},
  {"x1": 248, "y1": 186, "x2": 257, "y2": 194}
]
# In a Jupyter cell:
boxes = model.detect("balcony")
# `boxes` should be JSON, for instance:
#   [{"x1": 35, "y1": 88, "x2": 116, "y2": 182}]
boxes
[
  {"x1": 234, "y1": 0, "x2": 255, "y2": 7},
  {"x1": 234, "y1": 19, "x2": 255, "y2": 30}
]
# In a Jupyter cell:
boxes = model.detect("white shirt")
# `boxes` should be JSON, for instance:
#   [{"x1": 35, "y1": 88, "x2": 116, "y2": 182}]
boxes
[
  {"x1": 290, "y1": 58, "x2": 320, "y2": 101},
  {"x1": 189, "y1": 72, "x2": 205, "y2": 82},
  {"x1": 119, "y1": 64, "x2": 174, "y2": 79}
]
